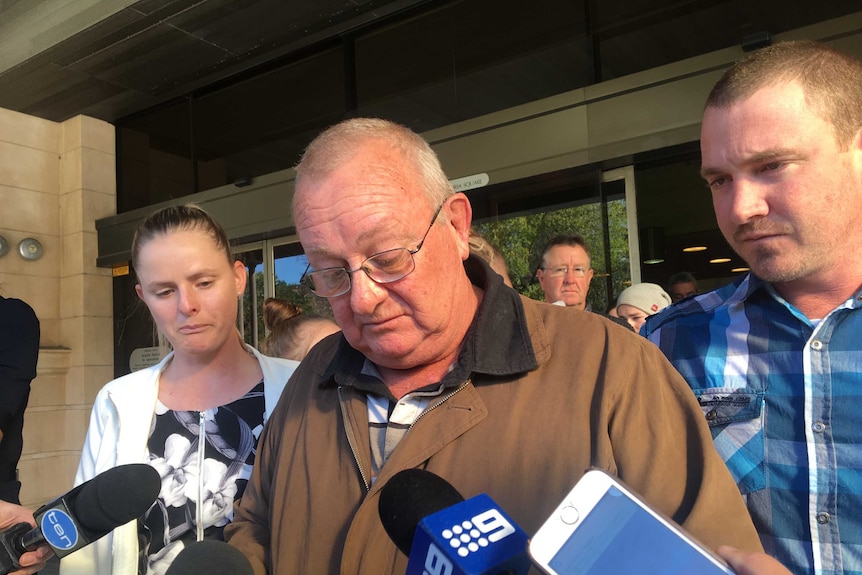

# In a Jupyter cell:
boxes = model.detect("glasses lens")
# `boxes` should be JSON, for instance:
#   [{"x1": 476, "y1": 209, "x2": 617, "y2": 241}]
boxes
[
  {"x1": 303, "y1": 268, "x2": 350, "y2": 297},
  {"x1": 550, "y1": 266, "x2": 587, "y2": 278},
  {"x1": 365, "y1": 248, "x2": 415, "y2": 283}
]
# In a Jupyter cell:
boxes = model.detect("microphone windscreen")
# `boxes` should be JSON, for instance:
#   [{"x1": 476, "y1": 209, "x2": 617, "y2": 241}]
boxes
[
  {"x1": 378, "y1": 468, "x2": 465, "y2": 556},
  {"x1": 164, "y1": 540, "x2": 253, "y2": 575},
  {"x1": 73, "y1": 463, "x2": 161, "y2": 532}
]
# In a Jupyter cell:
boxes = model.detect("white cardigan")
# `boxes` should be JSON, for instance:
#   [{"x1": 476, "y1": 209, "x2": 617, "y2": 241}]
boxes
[{"x1": 60, "y1": 345, "x2": 297, "y2": 575}]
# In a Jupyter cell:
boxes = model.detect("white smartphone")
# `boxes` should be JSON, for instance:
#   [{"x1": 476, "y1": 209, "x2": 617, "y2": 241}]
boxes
[{"x1": 529, "y1": 469, "x2": 735, "y2": 575}]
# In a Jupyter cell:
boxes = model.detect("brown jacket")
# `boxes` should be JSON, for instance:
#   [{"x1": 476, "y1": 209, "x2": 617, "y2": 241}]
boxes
[{"x1": 227, "y1": 262, "x2": 761, "y2": 574}]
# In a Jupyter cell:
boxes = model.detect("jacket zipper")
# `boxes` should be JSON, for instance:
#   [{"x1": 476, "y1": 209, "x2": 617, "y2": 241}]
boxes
[
  {"x1": 339, "y1": 379, "x2": 472, "y2": 491},
  {"x1": 338, "y1": 386, "x2": 371, "y2": 491},
  {"x1": 408, "y1": 379, "x2": 470, "y2": 431},
  {"x1": 196, "y1": 409, "x2": 206, "y2": 541}
]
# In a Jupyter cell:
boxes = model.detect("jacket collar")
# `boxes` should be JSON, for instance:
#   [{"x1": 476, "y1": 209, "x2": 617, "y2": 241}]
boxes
[{"x1": 323, "y1": 255, "x2": 539, "y2": 392}]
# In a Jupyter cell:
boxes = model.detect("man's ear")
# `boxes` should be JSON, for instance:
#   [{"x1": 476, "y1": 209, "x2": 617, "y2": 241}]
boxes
[
  {"x1": 445, "y1": 193, "x2": 473, "y2": 260},
  {"x1": 851, "y1": 127, "x2": 862, "y2": 177}
]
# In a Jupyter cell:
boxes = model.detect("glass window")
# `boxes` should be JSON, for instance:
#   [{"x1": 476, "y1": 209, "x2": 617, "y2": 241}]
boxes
[
  {"x1": 354, "y1": 0, "x2": 590, "y2": 132},
  {"x1": 116, "y1": 47, "x2": 345, "y2": 213},
  {"x1": 472, "y1": 170, "x2": 630, "y2": 313}
]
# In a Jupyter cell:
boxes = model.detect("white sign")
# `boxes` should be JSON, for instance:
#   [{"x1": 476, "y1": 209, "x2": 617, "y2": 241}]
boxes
[
  {"x1": 450, "y1": 173, "x2": 489, "y2": 192},
  {"x1": 130, "y1": 347, "x2": 163, "y2": 372}
]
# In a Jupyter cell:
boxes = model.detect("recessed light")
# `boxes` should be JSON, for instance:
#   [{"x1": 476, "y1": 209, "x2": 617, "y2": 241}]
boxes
[
  {"x1": 709, "y1": 257, "x2": 732, "y2": 264},
  {"x1": 643, "y1": 258, "x2": 665, "y2": 264},
  {"x1": 682, "y1": 246, "x2": 707, "y2": 252},
  {"x1": 731, "y1": 267, "x2": 750, "y2": 273}
]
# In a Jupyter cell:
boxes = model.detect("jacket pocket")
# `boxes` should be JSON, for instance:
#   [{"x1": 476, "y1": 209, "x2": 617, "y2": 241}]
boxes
[{"x1": 694, "y1": 389, "x2": 765, "y2": 494}]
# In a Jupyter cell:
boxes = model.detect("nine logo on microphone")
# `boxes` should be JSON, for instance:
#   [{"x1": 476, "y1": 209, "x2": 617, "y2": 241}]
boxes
[
  {"x1": 411, "y1": 495, "x2": 530, "y2": 575},
  {"x1": 440, "y1": 509, "x2": 516, "y2": 558}
]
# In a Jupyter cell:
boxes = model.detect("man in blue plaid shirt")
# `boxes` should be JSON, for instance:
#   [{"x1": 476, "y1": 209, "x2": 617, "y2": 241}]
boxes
[{"x1": 645, "y1": 41, "x2": 862, "y2": 575}]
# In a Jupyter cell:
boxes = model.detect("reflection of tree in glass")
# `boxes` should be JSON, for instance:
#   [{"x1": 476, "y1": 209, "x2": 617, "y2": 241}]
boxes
[{"x1": 475, "y1": 200, "x2": 631, "y2": 313}]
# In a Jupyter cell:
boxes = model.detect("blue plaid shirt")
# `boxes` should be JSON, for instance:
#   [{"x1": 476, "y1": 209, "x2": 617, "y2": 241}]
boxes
[{"x1": 644, "y1": 273, "x2": 862, "y2": 575}]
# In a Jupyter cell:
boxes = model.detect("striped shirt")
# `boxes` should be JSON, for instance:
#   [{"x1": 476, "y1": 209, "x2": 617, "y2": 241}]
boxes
[{"x1": 643, "y1": 274, "x2": 862, "y2": 575}]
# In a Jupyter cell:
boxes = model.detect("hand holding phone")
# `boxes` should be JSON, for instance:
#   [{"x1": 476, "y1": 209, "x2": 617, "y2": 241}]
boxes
[{"x1": 529, "y1": 469, "x2": 735, "y2": 575}]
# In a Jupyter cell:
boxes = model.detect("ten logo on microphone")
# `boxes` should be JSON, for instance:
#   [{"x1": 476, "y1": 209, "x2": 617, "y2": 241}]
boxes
[{"x1": 41, "y1": 510, "x2": 79, "y2": 550}]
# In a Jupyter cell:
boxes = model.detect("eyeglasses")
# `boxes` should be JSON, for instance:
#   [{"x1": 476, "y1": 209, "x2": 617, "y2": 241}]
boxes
[
  {"x1": 300, "y1": 201, "x2": 445, "y2": 298},
  {"x1": 542, "y1": 265, "x2": 590, "y2": 279}
]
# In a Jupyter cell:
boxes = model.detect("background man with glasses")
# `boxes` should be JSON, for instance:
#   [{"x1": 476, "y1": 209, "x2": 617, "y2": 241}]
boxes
[
  {"x1": 226, "y1": 118, "x2": 761, "y2": 574},
  {"x1": 536, "y1": 234, "x2": 595, "y2": 310}
]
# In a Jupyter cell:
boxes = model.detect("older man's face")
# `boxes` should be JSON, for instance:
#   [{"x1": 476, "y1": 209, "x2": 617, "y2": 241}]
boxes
[
  {"x1": 293, "y1": 142, "x2": 472, "y2": 370},
  {"x1": 536, "y1": 244, "x2": 594, "y2": 309}
]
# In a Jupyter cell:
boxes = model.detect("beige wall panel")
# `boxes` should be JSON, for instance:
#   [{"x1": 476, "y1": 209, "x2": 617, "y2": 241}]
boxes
[
  {"x1": 0, "y1": 140, "x2": 60, "y2": 194},
  {"x1": 82, "y1": 148, "x2": 117, "y2": 195},
  {"x1": 61, "y1": 230, "x2": 101, "y2": 277},
  {"x1": 60, "y1": 147, "x2": 83, "y2": 194},
  {"x1": 19, "y1": 455, "x2": 80, "y2": 506},
  {"x1": 28, "y1": 348, "x2": 71, "y2": 408},
  {"x1": 0, "y1": 107, "x2": 61, "y2": 152},
  {"x1": 59, "y1": 274, "x2": 112, "y2": 320},
  {"x1": 0, "y1": 186, "x2": 58, "y2": 234},
  {"x1": 78, "y1": 115, "x2": 115, "y2": 155}
]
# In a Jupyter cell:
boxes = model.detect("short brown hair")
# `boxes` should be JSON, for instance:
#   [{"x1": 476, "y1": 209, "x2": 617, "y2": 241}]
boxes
[
  {"x1": 706, "y1": 40, "x2": 862, "y2": 147},
  {"x1": 540, "y1": 233, "x2": 591, "y2": 269}
]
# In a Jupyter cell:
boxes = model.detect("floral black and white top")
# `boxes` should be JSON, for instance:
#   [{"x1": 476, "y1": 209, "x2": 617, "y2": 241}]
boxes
[{"x1": 140, "y1": 381, "x2": 266, "y2": 575}]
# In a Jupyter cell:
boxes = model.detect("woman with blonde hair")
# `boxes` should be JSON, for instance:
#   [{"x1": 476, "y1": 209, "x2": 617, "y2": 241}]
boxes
[{"x1": 62, "y1": 204, "x2": 297, "y2": 575}]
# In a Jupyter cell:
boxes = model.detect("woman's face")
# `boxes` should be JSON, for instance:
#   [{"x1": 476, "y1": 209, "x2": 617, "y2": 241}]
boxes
[{"x1": 134, "y1": 228, "x2": 246, "y2": 359}]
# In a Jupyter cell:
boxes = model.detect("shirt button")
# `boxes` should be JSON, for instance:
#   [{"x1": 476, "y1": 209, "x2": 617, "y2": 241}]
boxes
[
  {"x1": 812, "y1": 421, "x2": 826, "y2": 433},
  {"x1": 817, "y1": 512, "x2": 831, "y2": 524},
  {"x1": 705, "y1": 409, "x2": 717, "y2": 421},
  {"x1": 811, "y1": 340, "x2": 823, "y2": 350}
]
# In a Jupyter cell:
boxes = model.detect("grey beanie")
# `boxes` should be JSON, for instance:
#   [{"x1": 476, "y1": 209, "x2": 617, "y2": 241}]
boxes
[{"x1": 617, "y1": 283, "x2": 672, "y2": 314}]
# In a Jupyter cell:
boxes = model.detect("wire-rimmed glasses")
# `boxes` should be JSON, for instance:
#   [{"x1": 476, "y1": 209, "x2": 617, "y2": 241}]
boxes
[{"x1": 300, "y1": 201, "x2": 445, "y2": 298}]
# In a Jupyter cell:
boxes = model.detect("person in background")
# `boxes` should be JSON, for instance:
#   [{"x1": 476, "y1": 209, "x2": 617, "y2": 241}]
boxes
[
  {"x1": 615, "y1": 282, "x2": 672, "y2": 333},
  {"x1": 645, "y1": 40, "x2": 862, "y2": 574},
  {"x1": 667, "y1": 271, "x2": 699, "y2": 302},
  {"x1": 0, "y1": 294, "x2": 40, "y2": 504},
  {"x1": 225, "y1": 118, "x2": 761, "y2": 575},
  {"x1": 260, "y1": 298, "x2": 340, "y2": 362},
  {"x1": 61, "y1": 205, "x2": 297, "y2": 575},
  {"x1": 468, "y1": 228, "x2": 513, "y2": 287},
  {"x1": 0, "y1": 499, "x2": 53, "y2": 574},
  {"x1": 535, "y1": 233, "x2": 594, "y2": 309}
]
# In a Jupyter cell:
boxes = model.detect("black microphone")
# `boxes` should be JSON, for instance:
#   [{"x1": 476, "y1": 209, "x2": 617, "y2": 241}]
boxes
[
  {"x1": 164, "y1": 540, "x2": 253, "y2": 575},
  {"x1": 0, "y1": 463, "x2": 161, "y2": 574},
  {"x1": 379, "y1": 469, "x2": 531, "y2": 575}
]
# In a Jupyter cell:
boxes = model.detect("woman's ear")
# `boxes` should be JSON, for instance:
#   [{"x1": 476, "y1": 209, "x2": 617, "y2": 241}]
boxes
[{"x1": 233, "y1": 260, "x2": 248, "y2": 296}]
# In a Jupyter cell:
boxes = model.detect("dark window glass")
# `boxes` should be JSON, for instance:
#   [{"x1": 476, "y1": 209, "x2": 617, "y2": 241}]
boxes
[
  {"x1": 192, "y1": 47, "x2": 345, "y2": 191},
  {"x1": 117, "y1": 100, "x2": 192, "y2": 213},
  {"x1": 116, "y1": 47, "x2": 344, "y2": 213},
  {"x1": 596, "y1": 0, "x2": 861, "y2": 81},
  {"x1": 354, "y1": 0, "x2": 590, "y2": 132}
]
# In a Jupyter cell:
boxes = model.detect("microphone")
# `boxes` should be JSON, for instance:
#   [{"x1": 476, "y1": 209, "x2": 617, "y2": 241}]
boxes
[
  {"x1": 379, "y1": 469, "x2": 531, "y2": 575},
  {"x1": 0, "y1": 463, "x2": 161, "y2": 574},
  {"x1": 164, "y1": 540, "x2": 253, "y2": 575}
]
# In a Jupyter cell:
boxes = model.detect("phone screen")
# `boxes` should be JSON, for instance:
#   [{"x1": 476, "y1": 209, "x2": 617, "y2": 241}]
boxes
[{"x1": 547, "y1": 485, "x2": 732, "y2": 575}]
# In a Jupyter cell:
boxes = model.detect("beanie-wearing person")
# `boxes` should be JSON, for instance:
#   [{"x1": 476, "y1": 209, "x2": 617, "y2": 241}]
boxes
[{"x1": 616, "y1": 283, "x2": 672, "y2": 333}]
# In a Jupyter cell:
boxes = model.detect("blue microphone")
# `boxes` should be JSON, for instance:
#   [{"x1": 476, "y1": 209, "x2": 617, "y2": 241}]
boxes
[{"x1": 379, "y1": 469, "x2": 531, "y2": 575}]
